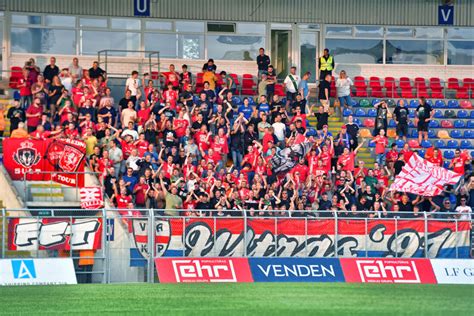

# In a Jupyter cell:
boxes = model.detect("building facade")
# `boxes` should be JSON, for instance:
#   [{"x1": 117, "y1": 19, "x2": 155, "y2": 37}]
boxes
[{"x1": 1, "y1": 0, "x2": 473, "y2": 81}]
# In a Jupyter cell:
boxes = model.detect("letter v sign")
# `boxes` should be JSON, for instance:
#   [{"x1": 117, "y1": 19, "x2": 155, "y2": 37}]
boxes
[{"x1": 438, "y1": 5, "x2": 454, "y2": 25}]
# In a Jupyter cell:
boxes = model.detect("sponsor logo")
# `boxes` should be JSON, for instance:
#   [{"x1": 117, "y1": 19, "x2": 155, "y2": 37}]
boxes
[
  {"x1": 340, "y1": 258, "x2": 437, "y2": 284},
  {"x1": 249, "y1": 258, "x2": 345, "y2": 282},
  {"x1": 431, "y1": 259, "x2": 474, "y2": 284},
  {"x1": 155, "y1": 258, "x2": 253, "y2": 283},
  {"x1": 13, "y1": 141, "x2": 41, "y2": 169},
  {"x1": 11, "y1": 260, "x2": 36, "y2": 279}
]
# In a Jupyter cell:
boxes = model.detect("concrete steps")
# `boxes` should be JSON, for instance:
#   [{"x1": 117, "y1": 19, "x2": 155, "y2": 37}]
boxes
[{"x1": 29, "y1": 184, "x2": 65, "y2": 202}]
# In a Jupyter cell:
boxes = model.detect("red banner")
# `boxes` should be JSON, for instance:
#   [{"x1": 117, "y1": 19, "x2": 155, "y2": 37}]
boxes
[
  {"x1": 340, "y1": 258, "x2": 437, "y2": 284},
  {"x1": 3, "y1": 138, "x2": 86, "y2": 187},
  {"x1": 155, "y1": 258, "x2": 254, "y2": 283},
  {"x1": 8, "y1": 217, "x2": 102, "y2": 251},
  {"x1": 80, "y1": 187, "x2": 104, "y2": 209},
  {"x1": 390, "y1": 154, "x2": 462, "y2": 196}
]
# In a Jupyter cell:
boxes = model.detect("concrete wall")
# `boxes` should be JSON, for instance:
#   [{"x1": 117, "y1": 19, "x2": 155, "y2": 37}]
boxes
[{"x1": 0, "y1": 165, "x2": 25, "y2": 209}]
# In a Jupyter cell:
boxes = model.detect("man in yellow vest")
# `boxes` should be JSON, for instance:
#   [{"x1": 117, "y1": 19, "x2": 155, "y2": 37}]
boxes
[{"x1": 319, "y1": 48, "x2": 335, "y2": 81}]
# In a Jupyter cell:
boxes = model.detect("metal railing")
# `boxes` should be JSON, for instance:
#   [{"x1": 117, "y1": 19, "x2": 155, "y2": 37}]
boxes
[{"x1": 1, "y1": 208, "x2": 472, "y2": 283}]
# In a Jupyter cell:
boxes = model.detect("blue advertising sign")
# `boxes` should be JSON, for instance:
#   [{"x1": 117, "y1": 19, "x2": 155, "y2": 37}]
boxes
[
  {"x1": 134, "y1": 0, "x2": 150, "y2": 17},
  {"x1": 249, "y1": 258, "x2": 345, "y2": 282},
  {"x1": 438, "y1": 5, "x2": 454, "y2": 25},
  {"x1": 106, "y1": 219, "x2": 115, "y2": 241}
]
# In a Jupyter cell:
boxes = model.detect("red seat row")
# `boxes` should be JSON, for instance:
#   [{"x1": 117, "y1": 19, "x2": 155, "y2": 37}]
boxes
[{"x1": 354, "y1": 76, "x2": 473, "y2": 99}]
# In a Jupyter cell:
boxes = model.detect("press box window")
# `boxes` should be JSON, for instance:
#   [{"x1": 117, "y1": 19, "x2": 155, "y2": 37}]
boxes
[{"x1": 207, "y1": 23, "x2": 235, "y2": 33}]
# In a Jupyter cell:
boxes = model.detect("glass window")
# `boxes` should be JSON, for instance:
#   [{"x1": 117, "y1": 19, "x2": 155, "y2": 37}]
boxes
[
  {"x1": 207, "y1": 35, "x2": 264, "y2": 60},
  {"x1": 81, "y1": 31, "x2": 140, "y2": 56},
  {"x1": 178, "y1": 34, "x2": 204, "y2": 59},
  {"x1": 447, "y1": 28, "x2": 474, "y2": 39},
  {"x1": 237, "y1": 23, "x2": 265, "y2": 35},
  {"x1": 354, "y1": 26, "x2": 383, "y2": 38},
  {"x1": 386, "y1": 27, "x2": 413, "y2": 38},
  {"x1": 111, "y1": 18, "x2": 141, "y2": 30},
  {"x1": 298, "y1": 24, "x2": 320, "y2": 30},
  {"x1": 386, "y1": 40, "x2": 444, "y2": 64},
  {"x1": 175, "y1": 21, "x2": 204, "y2": 33},
  {"x1": 300, "y1": 33, "x2": 317, "y2": 83},
  {"x1": 44, "y1": 15, "x2": 76, "y2": 27},
  {"x1": 144, "y1": 33, "x2": 177, "y2": 58},
  {"x1": 80, "y1": 18, "x2": 107, "y2": 28},
  {"x1": 145, "y1": 21, "x2": 173, "y2": 31},
  {"x1": 208, "y1": 23, "x2": 235, "y2": 33},
  {"x1": 415, "y1": 28, "x2": 443, "y2": 39},
  {"x1": 326, "y1": 39, "x2": 383, "y2": 64},
  {"x1": 12, "y1": 27, "x2": 76, "y2": 54},
  {"x1": 447, "y1": 41, "x2": 474, "y2": 65},
  {"x1": 326, "y1": 26, "x2": 352, "y2": 37},
  {"x1": 12, "y1": 14, "x2": 41, "y2": 25}
]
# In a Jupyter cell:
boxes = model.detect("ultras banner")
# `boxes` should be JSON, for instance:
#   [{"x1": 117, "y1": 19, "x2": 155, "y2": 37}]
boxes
[
  {"x1": 3, "y1": 138, "x2": 86, "y2": 187},
  {"x1": 130, "y1": 218, "x2": 471, "y2": 259},
  {"x1": 8, "y1": 218, "x2": 103, "y2": 251}
]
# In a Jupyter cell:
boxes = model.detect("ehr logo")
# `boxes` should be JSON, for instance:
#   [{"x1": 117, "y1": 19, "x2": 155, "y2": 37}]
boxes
[
  {"x1": 340, "y1": 258, "x2": 437, "y2": 284},
  {"x1": 155, "y1": 258, "x2": 253, "y2": 283}
]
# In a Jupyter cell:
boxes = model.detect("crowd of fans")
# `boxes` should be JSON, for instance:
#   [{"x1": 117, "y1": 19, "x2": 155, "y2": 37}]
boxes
[{"x1": 1, "y1": 50, "x2": 473, "y2": 220}]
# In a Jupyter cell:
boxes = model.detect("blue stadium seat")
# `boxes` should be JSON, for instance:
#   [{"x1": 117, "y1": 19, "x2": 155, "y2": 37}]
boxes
[
  {"x1": 388, "y1": 119, "x2": 396, "y2": 128},
  {"x1": 460, "y1": 140, "x2": 472, "y2": 149},
  {"x1": 434, "y1": 140, "x2": 446, "y2": 148},
  {"x1": 13, "y1": 90, "x2": 21, "y2": 100},
  {"x1": 444, "y1": 150, "x2": 455, "y2": 159},
  {"x1": 471, "y1": 151, "x2": 474, "y2": 159},
  {"x1": 428, "y1": 130, "x2": 436, "y2": 138},
  {"x1": 464, "y1": 130, "x2": 474, "y2": 139},
  {"x1": 343, "y1": 108, "x2": 353, "y2": 117},
  {"x1": 372, "y1": 98, "x2": 381, "y2": 106},
  {"x1": 248, "y1": 97, "x2": 256, "y2": 105},
  {"x1": 367, "y1": 108, "x2": 377, "y2": 117},
  {"x1": 457, "y1": 110, "x2": 468, "y2": 118},
  {"x1": 434, "y1": 100, "x2": 446, "y2": 108},
  {"x1": 443, "y1": 160, "x2": 451, "y2": 169},
  {"x1": 281, "y1": 98, "x2": 287, "y2": 104},
  {"x1": 421, "y1": 140, "x2": 432, "y2": 148},
  {"x1": 232, "y1": 96, "x2": 242, "y2": 105},
  {"x1": 353, "y1": 118, "x2": 362, "y2": 125},
  {"x1": 411, "y1": 130, "x2": 419, "y2": 138},
  {"x1": 447, "y1": 100, "x2": 459, "y2": 108},
  {"x1": 467, "y1": 120, "x2": 474, "y2": 128},
  {"x1": 350, "y1": 99, "x2": 358, "y2": 107},
  {"x1": 418, "y1": 149, "x2": 426, "y2": 157},
  {"x1": 450, "y1": 130, "x2": 462, "y2": 138},
  {"x1": 470, "y1": 111, "x2": 474, "y2": 119},
  {"x1": 429, "y1": 120, "x2": 440, "y2": 128},
  {"x1": 193, "y1": 96, "x2": 200, "y2": 103},
  {"x1": 395, "y1": 140, "x2": 405, "y2": 148},
  {"x1": 408, "y1": 121, "x2": 415, "y2": 127},
  {"x1": 409, "y1": 100, "x2": 420, "y2": 108},
  {"x1": 433, "y1": 110, "x2": 443, "y2": 118},
  {"x1": 354, "y1": 108, "x2": 365, "y2": 117},
  {"x1": 454, "y1": 120, "x2": 466, "y2": 128},
  {"x1": 446, "y1": 140, "x2": 458, "y2": 148},
  {"x1": 368, "y1": 141, "x2": 376, "y2": 148},
  {"x1": 409, "y1": 109, "x2": 416, "y2": 118}
]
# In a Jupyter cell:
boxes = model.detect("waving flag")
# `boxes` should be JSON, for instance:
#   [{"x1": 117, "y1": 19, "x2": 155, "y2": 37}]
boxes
[{"x1": 390, "y1": 154, "x2": 462, "y2": 196}]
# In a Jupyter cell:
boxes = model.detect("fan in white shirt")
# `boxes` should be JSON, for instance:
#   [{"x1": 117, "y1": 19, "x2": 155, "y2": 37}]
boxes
[{"x1": 455, "y1": 198, "x2": 472, "y2": 220}]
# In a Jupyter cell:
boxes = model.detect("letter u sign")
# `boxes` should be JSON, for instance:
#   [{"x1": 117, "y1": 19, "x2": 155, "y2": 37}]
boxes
[
  {"x1": 438, "y1": 5, "x2": 454, "y2": 25},
  {"x1": 134, "y1": 0, "x2": 150, "y2": 16}
]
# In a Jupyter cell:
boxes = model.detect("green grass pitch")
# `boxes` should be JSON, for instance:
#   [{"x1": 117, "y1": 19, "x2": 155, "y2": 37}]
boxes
[{"x1": 0, "y1": 283, "x2": 472, "y2": 315}]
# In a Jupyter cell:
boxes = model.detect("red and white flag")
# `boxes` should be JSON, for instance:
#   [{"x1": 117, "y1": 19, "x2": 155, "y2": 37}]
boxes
[
  {"x1": 390, "y1": 154, "x2": 462, "y2": 196},
  {"x1": 79, "y1": 187, "x2": 104, "y2": 209}
]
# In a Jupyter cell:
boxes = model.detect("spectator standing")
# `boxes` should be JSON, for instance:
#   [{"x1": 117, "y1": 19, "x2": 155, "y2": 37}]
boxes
[
  {"x1": 25, "y1": 98, "x2": 43, "y2": 133},
  {"x1": 393, "y1": 100, "x2": 409, "y2": 142},
  {"x1": 89, "y1": 61, "x2": 105, "y2": 79},
  {"x1": 7, "y1": 100, "x2": 25, "y2": 132},
  {"x1": 373, "y1": 100, "x2": 390, "y2": 136},
  {"x1": 43, "y1": 56, "x2": 59, "y2": 83},
  {"x1": 370, "y1": 129, "x2": 388, "y2": 166},
  {"x1": 318, "y1": 74, "x2": 331, "y2": 111},
  {"x1": 455, "y1": 197, "x2": 472, "y2": 220},
  {"x1": 318, "y1": 48, "x2": 335, "y2": 80},
  {"x1": 298, "y1": 72, "x2": 311, "y2": 101},
  {"x1": 345, "y1": 115, "x2": 359, "y2": 150},
  {"x1": 335, "y1": 70, "x2": 353, "y2": 109},
  {"x1": 125, "y1": 71, "x2": 141, "y2": 105},
  {"x1": 266, "y1": 65, "x2": 276, "y2": 101},
  {"x1": 69, "y1": 57, "x2": 83, "y2": 82},
  {"x1": 415, "y1": 97, "x2": 433, "y2": 144},
  {"x1": 18, "y1": 68, "x2": 32, "y2": 109},
  {"x1": 283, "y1": 67, "x2": 300, "y2": 108},
  {"x1": 256, "y1": 48, "x2": 270, "y2": 78}
]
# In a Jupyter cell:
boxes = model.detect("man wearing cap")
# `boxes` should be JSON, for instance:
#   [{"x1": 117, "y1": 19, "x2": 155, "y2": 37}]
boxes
[{"x1": 319, "y1": 48, "x2": 335, "y2": 81}]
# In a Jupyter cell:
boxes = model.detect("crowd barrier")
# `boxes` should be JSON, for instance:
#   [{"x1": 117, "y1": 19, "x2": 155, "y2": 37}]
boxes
[{"x1": 1, "y1": 209, "x2": 472, "y2": 284}]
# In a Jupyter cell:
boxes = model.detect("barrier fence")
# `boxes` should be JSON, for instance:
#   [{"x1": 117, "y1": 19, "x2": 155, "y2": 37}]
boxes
[{"x1": 1, "y1": 209, "x2": 472, "y2": 284}]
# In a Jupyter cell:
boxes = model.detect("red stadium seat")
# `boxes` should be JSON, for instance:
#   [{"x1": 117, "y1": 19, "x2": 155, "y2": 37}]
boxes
[
  {"x1": 9, "y1": 66, "x2": 23, "y2": 89},
  {"x1": 353, "y1": 76, "x2": 367, "y2": 96},
  {"x1": 462, "y1": 78, "x2": 474, "y2": 93},
  {"x1": 274, "y1": 84, "x2": 286, "y2": 96},
  {"x1": 330, "y1": 76, "x2": 336, "y2": 97},
  {"x1": 456, "y1": 87, "x2": 470, "y2": 99},
  {"x1": 440, "y1": 120, "x2": 454, "y2": 128},
  {"x1": 369, "y1": 76, "x2": 383, "y2": 98},
  {"x1": 429, "y1": 77, "x2": 444, "y2": 98},
  {"x1": 460, "y1": 100, "x2": 473, "y2": 109},
  {"x1": 447, "y1": 78, "x2": 460, "y2": 90},
  {"x1": 384, "y1": 77, "x2": 399, "y2": 98},
  {"x1": 364, "y1": 118, "x2": 375, "y2": 127},
  {"x1": 399, "y1": 77, "x2": 414, "y2": 98},
  {"x1": 408, "y1": 139, "x2": 420, "y2": 148},
  {"x1": 229, "y1": 73, "x2": 240, "y2": 86},
  {"x1": 415, "y1": 78, "x2": 430, "y2": 98},
  {"x1": 241, "y1": 74, "x2": 256, "y2": 95}
]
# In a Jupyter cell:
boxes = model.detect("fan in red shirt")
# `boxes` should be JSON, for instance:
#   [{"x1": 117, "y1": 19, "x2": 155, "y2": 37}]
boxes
[
  {"x1": 173, "y1": 110, "x2": 190, "y2": 138},
  {"x1": 118, "y1": 134, "x2": 135, "y2": 160},
  {"x1": 400, "y1": 143, "x2": 414, "y2": 162},
  {"x1": 291, "y1": 158, "x2": 310, "y2": 182},
  {"x1": 133, "y1": 176, "x2": 150, "y2": 208},
  {"x1": 337, "y1": 141, "x2": 364, "y2": 172},
  {"x1": 450, "y1": 149, "x2": 470, "y2": 174},
  {"x1": 162, "y1": 83, "x2": 179, "y2": 110},
  {"x1": 425, "y1": 147, "x2": 443, "y2": 166},
  {"x1": 134, "y1": 133, "x2": 149, "y2": 157},
  {"x1": 317, "y1": 140, "x2": 334, "y2": 172},
  {"x1": 137, "y1": 101, "x2": 152, "y2": 127},
  {"x1": 72, "y1": 81, "x2": 84, "y2": 106},
  {"x1": 194, "y1": 126, "x2": 211, "y2": 152}
]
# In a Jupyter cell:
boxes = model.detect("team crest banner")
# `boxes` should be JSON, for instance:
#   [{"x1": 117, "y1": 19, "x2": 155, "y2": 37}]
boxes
[{"x1": 390, "y1": 154, "x2": 462, "y2": 196}]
